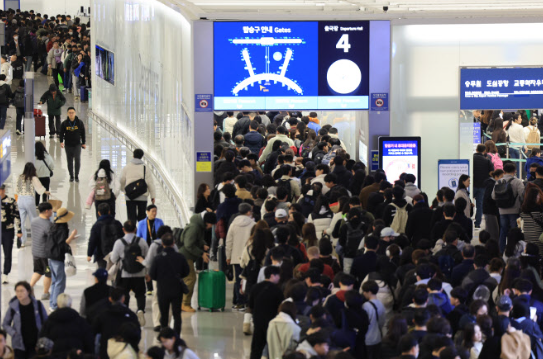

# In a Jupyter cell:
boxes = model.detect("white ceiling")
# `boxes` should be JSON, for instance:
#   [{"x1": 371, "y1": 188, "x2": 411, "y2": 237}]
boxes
[{"x1": 168, "y1": 0, "x2": 543, "y2": 20}]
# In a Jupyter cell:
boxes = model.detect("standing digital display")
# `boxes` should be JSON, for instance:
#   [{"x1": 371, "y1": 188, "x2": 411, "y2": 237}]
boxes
[
  {"x1": 214, "y1": 21, "x2": 370, "y2": 110},
  {"x1": 379, "y1": 137, "x2": 422, "y2": 187}
]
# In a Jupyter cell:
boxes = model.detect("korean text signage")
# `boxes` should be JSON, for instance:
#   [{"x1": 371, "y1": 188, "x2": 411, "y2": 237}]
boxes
[
  {"x1": 438, "y1": 160, "x2": 469, "y2": 193},
  {"x1": 370, "y1": 93, "x2": 388, "y2": 111},
  {"x1": 195, "y1": 94, "x2": 213, "y2": 112},
  {"x1": 460, "y1": 68, "x2": 543, "y2": 110},
  {"x1": 196, "y1": 152, "x2": 212, "y2": 172}
]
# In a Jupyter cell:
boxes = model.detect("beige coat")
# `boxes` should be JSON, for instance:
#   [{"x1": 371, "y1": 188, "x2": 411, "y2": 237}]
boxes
[
  {"x1": 226, "y1": 215, "x2": 255, "y2": 264},
  {"x1": 120, "y1": 159, "x2": 156, "y2": 200}
]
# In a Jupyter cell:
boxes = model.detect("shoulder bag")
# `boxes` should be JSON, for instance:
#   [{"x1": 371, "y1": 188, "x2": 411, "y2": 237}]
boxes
[
  {"x1": 125, "y1": 166, "x2": 148, "y2": 200},
  {"x1": 43, "y1": 158, "x2": 53, "y2": 177}
]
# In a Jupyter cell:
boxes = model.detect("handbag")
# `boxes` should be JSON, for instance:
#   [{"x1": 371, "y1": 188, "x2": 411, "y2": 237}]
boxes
[
  {"x1": 124, "y1": 166, "x2": 148, "y2": 200},
  {"x1": 64, "y1": 247, "x2": 77, "y2": 277},
  {"x1": 42, "y1": 158, "x2": 53, "y2": 177}
]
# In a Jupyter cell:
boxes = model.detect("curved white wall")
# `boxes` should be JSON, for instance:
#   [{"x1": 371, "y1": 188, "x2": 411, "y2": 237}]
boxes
[{"x1": 91, "y1": 0, "x2": 195, "y2": 216}]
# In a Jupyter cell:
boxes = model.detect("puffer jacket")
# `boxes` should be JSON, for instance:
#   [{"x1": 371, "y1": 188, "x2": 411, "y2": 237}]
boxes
[
  {"x1": 404, "y1": 182, "x2": 421, "y2": 198},
  {"x1": 179, "y1": 214, "x2": 208, "y2": 262},
  {"x1": 226, "y1": 215, "x2": 255, "y2": 264},
  {"x1": 308, "y1": 209, "x2": 333, "y2": 240},
  {"x1": 107, "y1": 339, "x2": 138, "y2": 359},
  {"x1": 2, "y1": 297, "x2": 48, "y2": 351},
  {"x1": 266, "y1": 312, "x2": 301, "y2": 359},
  {"x1": 39, "y1": 307, "x2": 94, "y2": 356}
]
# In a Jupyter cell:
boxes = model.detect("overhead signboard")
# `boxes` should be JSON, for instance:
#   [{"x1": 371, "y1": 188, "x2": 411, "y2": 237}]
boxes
[
  {"x1": 460, "y1": 67, "x2": 543, "y2": 110},
  {"x1": 213, "y1": 21, "x2": 371, "y2": 110}
]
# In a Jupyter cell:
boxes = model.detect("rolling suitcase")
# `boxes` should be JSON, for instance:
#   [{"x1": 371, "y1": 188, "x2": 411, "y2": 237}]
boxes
[
  {"x1": 35, "y1": 115, "x2": 46, "y2": 138},
  {"x1": 80, "y1": 86, "x2": 88, "y2": 102},
  {"x1": 197, "y1": 270, "x2": 226, "y2": 312}
]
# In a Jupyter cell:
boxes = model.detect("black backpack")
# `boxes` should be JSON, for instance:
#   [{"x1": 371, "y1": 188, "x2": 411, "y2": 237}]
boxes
[
  {"x1": 13, "y1": 90, "x2": 24, "y2": 108},
  {"x1": 209, "y1": 185, "x2": 221, "y2": 210},
  {"x1": 313, "y1": 151, "x2": 325, "y2": 165},
  {"x1": 277, "y1": 178, "x2": 293, "y2": 202},
  {"x1": 494, "y1": 178, "x2": 516, "y2": 208},
  {"x1": 344, "y1": 222, "x2": 365, "y2": 258},
  {"x1": 100, "y1": 222, "x2": 122, "y2": 256},
  {"x1": 121, "y1": 237, "x2": 144, "y2": 274},
  {"x1": 437, "y1": 253, "x2": 455, "y2": 281},
  {"x1": 0, "y1": 86, "x2": 8, "y2": 103},
  {"x1": 173, "y1": 227, "x2": 184, "y2": 248}
]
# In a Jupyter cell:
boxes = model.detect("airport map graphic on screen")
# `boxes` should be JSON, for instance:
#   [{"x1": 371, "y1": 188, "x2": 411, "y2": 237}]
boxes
[{"x1": 214, "y1": 21, "x2": 370, "y2": 110}]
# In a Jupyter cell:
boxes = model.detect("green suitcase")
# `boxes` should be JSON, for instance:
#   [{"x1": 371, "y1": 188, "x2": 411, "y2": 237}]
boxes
[{"x1": 197, "y1": 270, "x2": 226, "y2": 312}]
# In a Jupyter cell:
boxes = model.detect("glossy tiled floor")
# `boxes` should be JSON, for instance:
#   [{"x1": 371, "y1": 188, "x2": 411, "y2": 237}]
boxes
[{"x1": 1, "y1": 73, "x2": 251, "y2": 359}]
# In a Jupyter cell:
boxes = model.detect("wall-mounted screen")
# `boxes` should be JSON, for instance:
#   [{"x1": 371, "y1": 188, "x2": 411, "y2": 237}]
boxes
[
  {"x1": 95, "y1": 45, "x2": 115, "y2": 85},
  {"x1": 379, "y1": 137, "x2": 421, "y2": 187},
  {"x1": 214, "y1": 21, "x2": 370, "y2": 110},
  {"x1": 460, "y1": 67, "x2": 543, "y2": 110}
]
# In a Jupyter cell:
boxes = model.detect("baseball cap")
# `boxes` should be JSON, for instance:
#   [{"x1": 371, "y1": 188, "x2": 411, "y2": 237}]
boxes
[
  {"x1": 381, "y1": 227, "x2": 400, "y2": 238},
  {"x1": 275, "y1": 209, "x2": 288, "y2": 219},
  {"x1": 92, "y1": 268, "x2": 108, "y2": 282},
  {"x1": 497, "y1": 295, "x2": 512, "y2": 312}
]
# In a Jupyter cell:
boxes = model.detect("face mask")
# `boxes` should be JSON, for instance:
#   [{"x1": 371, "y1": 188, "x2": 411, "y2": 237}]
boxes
[
  {"x1": 69, "y1": 32, "x2": 72, "y2": 35},
  {"x1": 13, "y1": 36, "x2": 17, "y2": 40}
]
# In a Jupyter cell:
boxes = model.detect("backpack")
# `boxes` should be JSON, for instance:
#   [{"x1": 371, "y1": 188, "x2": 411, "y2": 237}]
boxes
[
  {"x1": 437, "y1": 254, "x2": 455, "y2": 281},
  {"x1": 209, "y1": 185, "x2": 221, "y2": 210},
  {"x1": 173, "y1": 227, "x2": 184, "y2": 248},
  {"x1": 100, "y1": 222, "x2": 122, "y2": 256},
  {"x1": 45, "y1": 229, "x2": 64, "y2": 260},
  {"x1": 488, "y1": 153, "x2": 503, "y2": 170},
  {"x1": 277, "y1": 178, "x2": 293, "y2": 202},
  {"x1": 13, "y1": 90, "x2": 24, "y2": 108},
  {"x1": 344, "y1": 222, "x2": 365, "y2": 258},
  {"x1": 121, "y1": 237, "x2": 144, "y2": 274},
  {"x1": 494, "y1": 178, "x2": 516, "y2": 208},
  {"x1": 241, "y1": 253, "x2": 261, "y2": 286},
  {"x1": 95, "y1": 177, "x2": 111, "y2": 201},
  {"x1": 527, "y1": 126, "x2": 540, "y2": 149},
  {"x1": 0, "y1": 86, "x2": 7, "y2": 103},
  {"x1": 313, "y1": 151, "x2": 325, "y2": 165},
  {"x1": 390, "y1": 203, "x2": 409, "y2": 234}
]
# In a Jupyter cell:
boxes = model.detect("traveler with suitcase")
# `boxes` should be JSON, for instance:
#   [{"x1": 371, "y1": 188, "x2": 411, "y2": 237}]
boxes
[
  {"x1": 178, "y1": 212, "x2": 217, "y2": 313},
  {"x1": 0, "y1": 74, "x2": 13, "y2": 130},
  {"x1": 38, "y1": 84, "x2": 66, "y2": 137},
  {"x1": 59, "y1": 107, "x2": 86, "y2": 182}
]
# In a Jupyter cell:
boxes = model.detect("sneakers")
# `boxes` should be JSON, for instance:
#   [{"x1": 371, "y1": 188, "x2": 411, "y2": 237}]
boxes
[
  {"x1": 2, "y1": 274, "x2": 8, "y2": 284},
  {"x1": 49, "y1": 134, "x2": 55, "y2": 138},
  {"x1": 41, "y1": 292, "x2": 50, "y2": 300},
  {"x1": 137, "y1": 310, "x2": 146, "y2": 327},
  {"x1": 232, "y1": 304, "x2": 246, "y2": 312},
  {"x1": 243, "y1": 322, "x2": 252, "y2": 335},
  {"x1": 75, "y1": 176, "x2": 79, "y2": 183},
  {"x1": 146, "y1": 291, "x2": 153, "y2": 296},
  {"x1": 69, "y1": 177, "x2": 74, "y2": 182},
  {"x1": 15, "y1": 130, "x2": 21, "y2": 135},
  {"x1": 181, "y1": 305, "x2": 196, "y2": 313}
]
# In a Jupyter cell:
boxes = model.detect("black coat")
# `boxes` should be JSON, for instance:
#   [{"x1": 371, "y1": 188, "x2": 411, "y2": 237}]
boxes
[
  {"x1": 332, "y1": 165, "x2": 352, "y2": 189},
  {"x1": 483, "y1": 177, "x2": 499, "y2": 216},
  {"x1": 405, "y1": 202, "x2": 434, "y2": 246},
  {"x1": 150, "y1": 247, "x2": 190, "y2": 297},
  {"x1": 232, "y1": 116, "x2": 250, "y2": 137},
  {"x1": 350, "y1": 251, "x2": 378, "y2": 289},
  {"x1": 450, "y1": 259, "x2": 474, "y2": 287},
  {"x1": 473, "y1": 153, "x2": 494, "y2": 188},
  {"x1": 81, "y1": 282, "x2": 112, "y2": 319},
  {"x1": 92, "y1": 303, "x2": 140, "y2": 359},
  {"x1": 366, "y1": 191, "x2": 384, "y2": 216},
  {"x1": 248, "y1": 281, "x2": 284, "y2": 327},
  {"x1": 214, "y1": 161, "x2": 239, "y2": 185},
  {"x1": 40, "y1": 307, "x2": 93, "y2": 357},
  {"x1": 382, "y1": 198, "x2": 412, "y2": 227}
]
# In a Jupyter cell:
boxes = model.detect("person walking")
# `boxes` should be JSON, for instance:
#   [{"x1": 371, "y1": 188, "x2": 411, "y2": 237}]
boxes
[
  {"x1": 2, "y1": 281, "x2": 48, "y2": 359},
  {"x1": 34, "y1": 142, "x2": 54, "y2": 206},
  {"x1": 120, "y1": 149, "x2": 156, "y2": 223},
  {"x1": 110, "y1": 220, "x2": 149, "y2": 327},
  {"x1": 46, "y1": 41, "x2": 63, "y2": 88},
  {"x1": 9, "y1": 55, "x2": 23, "y2": 95},
  {"x1": 45, "y1": 207, "x2": 77, "y2": 311},
  {"x1": 473, "y1": 144, "x2": 494, "y2": 229},
  {"x1": 0, "y1": 185, "x2": 21, "y2": 284},
  {"x1": 0, "y1": 74, "x2": 13, "y2": 130},
  {"x1": 79, "y1": 268, "x2": 112, "y2": 319},
  {"x1": 89, "y1": 159, "x2": 121, "y2": 217},
  {"x1": 136, "y1": 204, "x2": 164, "y2": 295},
  {"x1": 38, "y1": 84, "x2": 66, "y2": 138},
  {"x1": 15, "y1": 162, "x2": 49, "y2": 248},
  {"x1": 12, "y1": 79, "x2": 25, "y2": 135},
  {"x1": 178, "y1": 212, "x2": 216, "y2": 312},
  {"x1": 149, "y1": 233, "x2": 190, "y2": 334},
  {"x1": 30, "y1": 203, "x2": 53, "y2": 301},
  {"x1": 86, "y1": 203, "x2": 123, "y2": 269},
  {"x1": 59, "y1": 107, "x2": 86, "y2": 182}
]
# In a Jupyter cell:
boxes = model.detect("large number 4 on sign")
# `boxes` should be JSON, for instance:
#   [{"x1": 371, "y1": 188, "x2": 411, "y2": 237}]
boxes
[{"x1": 336, "y1": 34, "x2": 351, "y2": 53}]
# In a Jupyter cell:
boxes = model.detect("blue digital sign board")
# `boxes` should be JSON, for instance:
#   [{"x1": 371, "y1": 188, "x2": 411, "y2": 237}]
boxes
[
  {"x1": 214, "y1": 21, "x2": 370, "y2": 110},
  {"x1": 379, "y1": 137, "x2": 422, "y2": 187},
  {"x1": 460, "y1": 68, "x2": 543, "y2": 110}
]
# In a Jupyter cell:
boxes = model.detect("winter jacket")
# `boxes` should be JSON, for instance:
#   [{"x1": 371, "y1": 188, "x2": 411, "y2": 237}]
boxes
[
  {"x1": 213, "y1": 160, "x2": 239, "y2": 185},
  {"x1": 107, "y1": 339, "x2": 138, "y2": 359},
  {"x1": 0, "y1": 81, "x2": 13, "y2": 106},
  {"x1": 1, "y1": 196, "x2": 21, "y2": 234},
  {"x1": 324, "y1": 290, "x2": 348, "y2": 328},
  {"x1": 404, "y1": 182, "x2": 421, "y2": 198},
  {"x1": 450, "y1": 259, "x2": 474, "y2": 288},
  {"x1": 223, "y1": 117, "x2": 237, "y2": 135},
  {"x1": 80, "y1": 282, "x2": 112, "y2": 319},
  {"x1": 59, "y1": 117, "x2": 86, "y2": 146},
  {"x1": 11, "y1": 60, "x2": 23, "y2": 79},
  {"x1": 244, "y1": 131, "x2": 264, "y2": 154},
  {"x1": 149, "y1": 247, "x2": 190, "y2": 297},
  {"x1": 500, "y1": 331, "x2": 531, "y2": 359},
  {"x1": 110, "y1": 233, "x2": 149, "y2": 278},
  {"x1": 120, "y1": 159, "x2": 156, "y2": 201},
  {"x1": 382, "y1": 198, "x2": 413, "y2": 227},
  {"x1": 63, "y1": 52, "x2": 74, "y2": 71},
  {"x1": 483, "y1": 178, "x2": 499, "y2": 216},
  {"x1": 473, "y1": 153, "x2": 494, "y2": 188},
  {"x1": 93, "y1": 303, "x2": 140, "y2": 359},
  {"x1": 296, "y1": 340, "x2": 319, "y2": 359},
  {"x1": 310, "y1": 174, "x2": 330, "y2": 195},
  {"x1": 427, "y1": 291, "x2": 454, "y2": 314},
  {"x1": 359, "y1": 182, "x2": 380, "y2": 209},
  {"x1": 39, "y1": 307, "x2": 93, "y2": 356},
  {"x1": 308, "y1": 210, "x2": 334, "y2": 240},
  {"x1": 405, "y1": 202, "x2": 433, "y2": 246},
  {"x1": 259, "y1": 134, "x2": 294, "y2": 163},
  {"x1": 332, "y1": 165, "x2": 352, "y2": 189},
  {"x1": 34, "y1": 153, "x2": 55, "y2": 178},
  {"x1": 87, "y1": 215, "x2": 124, "y2": 262},
  {"x1": 46, "y1": 47, "x2": 63, "y2": 68},
  {"x1": 3, "y1": 297, "x2": 48, "y2": 351},
  {"x1": 232, "y1": 116, "x2": 251, "y2": 137},
  {"x1": 265, "y1": 312, "x2": 301, "y2": 359},
  {"x1": 46, "y1": 224, "x2": 70, "y2": 262},
  {"x1": 492, "y1": 174, "x2": 525, "y2": 215},
  {"x1": 136, "y1": 217, "x2": 165, "y2": 245},
  {"x1": 226, "y1": 215, "x2": 255, "y2": 264},
  {"x1": 461, "y1": 268, "x2": 498, "y2": 295},
  {"x1": 73, "y1": 61, "x2": 85, "y2": 77},
  {"x1": 525, "y1": 156, "x2": 543, "y2": 177},
  {"x1": 39, "y1": 86, "x2": 66, "y2": 116},
  {"x1": 454, "y1": 189, "x2": 471, "y2": 218},
  {"x1": 179, "y1": 214, "x2": 208, "y2": 262}
]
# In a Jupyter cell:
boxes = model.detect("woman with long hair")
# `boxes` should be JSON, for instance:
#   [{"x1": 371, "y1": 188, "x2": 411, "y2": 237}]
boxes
[
  {"x1": 483, "y1": 169, "x2": 504, "y2": 240},
  {"x1": 491, "y1": 118, "x2": 507, "y2": 157},
  {"x1": 308, "y1": 195, "x2": 333, "y2": 240},
  {"x1": 455, "y1": 174, "x2": 472, "y2": 218},
  {"x1": 494, "y1": 258, "x2": 521, "y2": 303},
  {"x1": 302, "y1": 223, "x2": 318, "y2": 248},
  {"x1": 462, "y1": 322, "x2": 483, "y2": 359},
  {"x1": 520, "y1": 183, "x2": 543, "y2": 255},
  {"x1": 34, "y1": 141, "x2": 54, "y2": 206},
  {"x1": 89, "y1": 159, "x2": 120, "y2": 218},
  {"x1": 380, "y1": 315, "x2": 408, "y2": 359},
  {"x1": 503, "y1": 228, "x2": 527, "y2": 261},
  {"x1": 300, "y1": 129, "x2": 317, "y2": 158},
  {"x1": 15, "y1": 162, "x2": 49, "y2": 247},
  {"x1": 484, "y1": 140, "x2": 503, "y2": 170},
  {"x1": 349, "y1": 169, "x2": 366, "y2": 198},
  {"x1": 194, "y1": 183, "x2": 212, "y2": 214},
  {"x1": 157, "y1": 327, "x2": 198, "y2": 359}
]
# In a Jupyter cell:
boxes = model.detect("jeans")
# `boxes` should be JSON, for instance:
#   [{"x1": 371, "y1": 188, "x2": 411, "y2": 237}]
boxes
[
  {"x1": 48, "y1": 114, "x2": 61, "y2": 135},
  {"x1": 233, "y1": 264, "x2": 246, "y2": 305},
  {"x1": 473, "y1": 187, "x2": 485, "y2": 226},
  {"x1": 40, "y1": 55, "x2": 48, "y2": 74},
  {"x1": 65, "y1": 144, "x2": 82, "y2": 178},
  {"x1": 0, "y1": 106, "x2": 7, "y2": 129},
  {"x1": 2, "y1": 229, "x2": 14, "y2": 275},
  {"x1": 18, "y1": 195, "x2": 37, "y2": 245},
  {"x1": 509, "y1": 147, "x2": 521, "y2": 176},
  {"x1": 499, "y1": 213, "x2": 519, "y2": 253},
  {"x1": 36, "y1": 177, "x2": 50, "y2": 206},
  {"x1": 16, "y1": 107, "x2": 24, "y2": 132},
  {"x1": 120, "y1": 277, "x2": 146, "y2": 311},
  {"x1": 158, "y1": 290, "x2": 182, "y2": 334},
  {"x1": 64, "y1": 71, "x2": 72, "y2": 91},
  {"x1": 126, "y1": 200, "x2": 147, "y2": 223},
  {"x1": 25, "y1": 56, "x2": 32, "y2": 72},
  {"x1": 48, "y1": 259, "x2": 66, "y2": 310}
]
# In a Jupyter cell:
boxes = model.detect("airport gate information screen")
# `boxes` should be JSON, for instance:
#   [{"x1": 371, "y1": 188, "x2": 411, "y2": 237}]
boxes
[{"x1": 214, "y1": 21, "x2": 370, "y2": 110}]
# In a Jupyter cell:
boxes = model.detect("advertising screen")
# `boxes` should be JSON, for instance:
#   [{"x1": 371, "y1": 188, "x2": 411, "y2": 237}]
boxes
[
  {"x1": 460, "y1": 68, "x2": 543, "y2": 110},
  {"x1": 379, "y1": 137, "x2": 421, "y2": 187},
  {"x1": 214, "y1": 21, "x2": 370, "y2": 110},
  {"x1": 95, "y1": 45, "x2": 115, "y2": 85}
]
